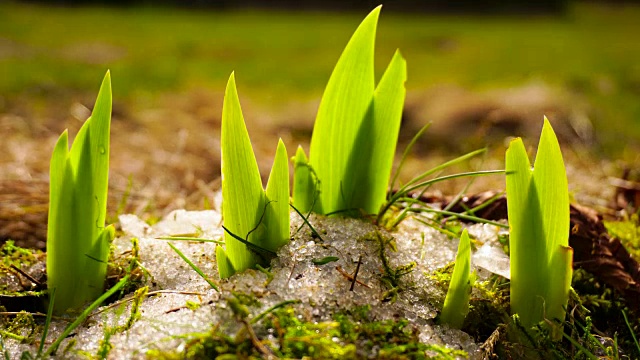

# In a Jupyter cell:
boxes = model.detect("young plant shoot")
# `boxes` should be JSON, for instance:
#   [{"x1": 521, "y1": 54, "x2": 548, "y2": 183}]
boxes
[
  {"x1": 505, "y1": 117, "x2": 572, "y2": 337},
  {"x1": 439, "y1": 229, "x2": 474, "y2": 329},
  {"x1": 218, "y1": 73, "x2": 290, "y2": 279},
  {"x1": 47, "y1": 71, "x2": 114, "y2": 314},
  {"x1": 293, "y1": 6, "x2": 407, "y2": 216}
]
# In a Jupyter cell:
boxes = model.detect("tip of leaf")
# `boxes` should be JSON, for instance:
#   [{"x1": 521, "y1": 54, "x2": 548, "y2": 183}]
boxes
[
  {"x1": 506, "y1": 137, "x2": 523, "y2": 150},
  {"x1": 228, "y1": 71, "x2": 239, "y2": 86},
  {"x1": 102, "y1": 71, "x2": 111, "y2": 87},
  {"x1": 295, "y1": 146, "x2": 308, "y2": 161},
  {"x1": 366, "y1": 5, "x2": 382, "y2": 21}
]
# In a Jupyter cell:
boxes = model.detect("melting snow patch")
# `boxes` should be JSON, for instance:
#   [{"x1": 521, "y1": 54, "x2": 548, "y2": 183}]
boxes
[{"x1": 5, "y1": 206, "x2": 507, "y2": 359}]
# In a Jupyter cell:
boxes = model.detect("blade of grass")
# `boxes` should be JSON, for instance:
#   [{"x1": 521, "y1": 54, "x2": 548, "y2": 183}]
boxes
[
  {"x1": 290, "y1": 204, "x2": 324, "y2": 242},
  {"x1": 156, "y1": 236, "x2": 224, "y2": 245},
  {"x1": 402, "y1": 169, "x2": 504, "y2": 195},
  {"x1": 380, "y1": 149, "x2": 487, "y2": 219},
  {"x1": 622, "y1": 309, "x2": 640, "y2": 355},
  {"x1": 388, "y1": 123, "x2": 431, "y2": 200},
  {"x1": 397, "y1": 201, "x2": 508, "y2": 229},
  {"x1": 44, "y1": 275, "x2": 129, "y2": 357},
  {"x1": 400, "y1": 148, "x2": 487, "y2": 193},
  {"x1": 168, "y1": 243, "x2": 219, "y2": 291},
  {"x1": 37, "y1": 289, "x2": 55, "y2": 358}
]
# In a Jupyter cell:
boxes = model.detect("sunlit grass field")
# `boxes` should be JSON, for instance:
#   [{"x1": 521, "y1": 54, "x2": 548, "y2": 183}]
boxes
[{"x1": 1, "y1": 1, "x2": 639, "y2": 154}]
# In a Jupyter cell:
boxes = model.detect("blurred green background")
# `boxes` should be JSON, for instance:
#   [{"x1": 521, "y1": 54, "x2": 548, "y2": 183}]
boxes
[
  {"x1": 1, "y1": 0, "x2": 640, "y2": 245},
  {"x1": 1, "y1": 0, "x2": 640, "y2": 161}
]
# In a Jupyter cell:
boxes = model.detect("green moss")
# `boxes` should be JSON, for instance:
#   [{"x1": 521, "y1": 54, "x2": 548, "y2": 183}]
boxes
[
  {"x1": 604, "y1": 215, "x2": 640, "y2": 262},
  {"x1": 360, "y1": 231, "x2": 416, "y2": 302},
  {"x1": 0, "y1": 241, "x2": 44, "y2": 292},
  {"x1": 148, "y1": 301, "x2": 467, "y2": 359},
  {"x1": 0, "y1": 311, "x2": 37, "y2": 343}
]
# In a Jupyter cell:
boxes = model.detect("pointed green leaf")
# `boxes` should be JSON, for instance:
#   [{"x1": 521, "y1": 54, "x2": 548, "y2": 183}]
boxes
[
  {"x1": 216, "y1": 245, "x2": 235, "y2": 280},
  {"x1": 88, "y1": 71, "x2": 112, "y2": 229},
  {"x1": 440, "y1": 229, "x2": 473, "y2": 329},
  {"x1": 347, "y1": 51, "x2": 407, "y2": 214},
  {"x1": 533, "y1": 117, "x2": 570, "y2": 257},
  {"x1": 308, "y1": 6, "x2": 379, "y2": 214},
  {"x1": 264, "y1": 139, "x2": 290, "y2": 252},
  {"x1": 506, "y1": 137, "x2": 546, "y2": 326},
  {"x1": 221, "y1": 73, "x2": 266, "y2": 273},
  {"x1": 292, "y1": 146, "x2": 317, "y2": 214},
  {"x1": 47, "y1": 130, "x2": 68, "y2": 252}
]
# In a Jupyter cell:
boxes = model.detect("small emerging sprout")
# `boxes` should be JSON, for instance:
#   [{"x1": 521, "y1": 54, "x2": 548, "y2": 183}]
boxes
[
  {"x1": 439, "y1": 229, "x2": 474, "y2": 329},
  {"x1": 47, "y1": 71, "x2": 114, "y2": 314}
]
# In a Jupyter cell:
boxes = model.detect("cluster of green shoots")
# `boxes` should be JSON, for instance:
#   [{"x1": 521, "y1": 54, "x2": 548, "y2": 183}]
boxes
[
  {"x1": 47, "y1": 72, "x2": 114, "y2": 315},
  {"x1": 44, "y1": 5, "x2": 573, "y2": 344},
  {"x1": 505, "y1": 117, "x2": 572, "y2": 337}
]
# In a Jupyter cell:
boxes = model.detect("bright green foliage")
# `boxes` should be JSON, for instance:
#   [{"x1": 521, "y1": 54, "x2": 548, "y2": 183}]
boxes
[
  {"x1": 506, "y1": 117, "x2": 572, "y2": 335},
  {"x1": 47, "y1": 71, "x2": 113, "y2": 314},
  {"x1": 298, "y1": 6, "x2": 407, "y2": 215},
  {"x1": 218, "y1": 73, "x2": 290, "y2": 279},
  {"x1": 440, "y1": 229, "x2": 474, "y2": 329}
]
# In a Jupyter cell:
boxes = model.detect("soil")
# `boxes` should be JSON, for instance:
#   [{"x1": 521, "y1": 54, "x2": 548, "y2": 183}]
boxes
[{"x1": 0, "y1": 82, "x2": 631, "y2": 250}]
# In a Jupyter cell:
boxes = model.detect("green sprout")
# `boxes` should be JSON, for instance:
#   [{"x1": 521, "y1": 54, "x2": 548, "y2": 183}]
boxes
[
  {"x1": 439, "y1": 229, "x2": 474, "y2": 329},
  {"x1": 47, "y1": 71, "x2": 114, "y2": 314},
  {"x1": 293, "y1": 5, "x2": 407, "y2": 216},
  {"x1": 505, "y1": 117, "x2": 572, "y2": 337},
  {"x1": 217, "y1": 73, "x2": 290, "y2": 279}
]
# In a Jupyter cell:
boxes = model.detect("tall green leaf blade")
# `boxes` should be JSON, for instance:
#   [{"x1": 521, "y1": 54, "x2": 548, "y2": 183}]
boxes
[
  {"x1": 48, "y1": 159, "x2": 81, "y2": 313},
  {"x1": 47, "y1": 130, "x2": 69, "y2": 254},
  {"x1": 264, "y1": 139, "x2": 290, "y2": 252},
  {"x1": 440, "y1": 229, "x2": 473, "y2": 329},
  {"x1": 68, "y1": 116, "x2": 91, "y2": 176},
  {"x1": 532, "y1": 118, "x2": 571, "y2": 333},
  {"x1": 363, "y1": 50, "x2": 406, "y2": 213},
  {"x1": 292, "y1": 146, "x2": 318, "y2": 214},
  {"x1": 73, "y1": 128, "x2": 99, "y2": 305},
  {"x1": 506, "y1": 137, "x2": 545, "y2": 327},
  {"x1": 87, "y1": 71, "x2": 112, "y2": 230},
  {"x1": 532, "y1": 117, "x2": 570, "y2": 256},
  {"x1": 308, "y1": 6, "x2": 379, "y2": 214},
  {"x1": 221, "y1": 73, "x2": 265, "y2": 274}
]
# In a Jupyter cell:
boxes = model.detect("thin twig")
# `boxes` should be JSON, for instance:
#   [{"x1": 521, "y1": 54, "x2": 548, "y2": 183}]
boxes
[
  {"x1": 336, "y1": 265, "x2": 370, "y2": 288},
  {"x1": 350, "y1": 255, "x2": 362, "y2": 291},
  {"x1": 9, "y1": 264, "x2": 42, "y2": 287}
]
